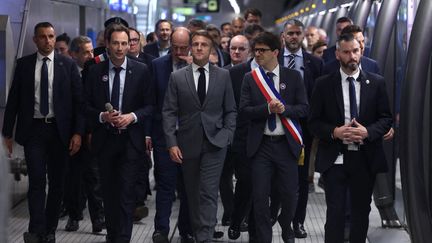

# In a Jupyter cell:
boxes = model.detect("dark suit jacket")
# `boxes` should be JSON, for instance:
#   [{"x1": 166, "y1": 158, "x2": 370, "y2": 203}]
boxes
[
  {"x1": 278, "y1": 50, "x2": 324, "y2": 100},
  {"x1": 227, "y1": 60, "x2": 252, "y2": 151},
  {"x1": 308, "y1": 70, "x2": 392, "y2": 174},
  {"x1": 239, "y1": 66, "x2": 309, "y2": 158},
  {"x1": 84, "y1": 57, "x2": 154, "y2": 154},
  {"x1": 2, "y1": 52, "x2": 84, "y2": 147},
  {"x1": 150, "y1": 54, "x2": 174, "y2": 146},
  {"x1": 143, "y1": 42, "x2": 160, "y2": 58},
  {"x1": 323, "y1": 56, "x2": 381, "y2": 75},
  {"x1": 162, "y1": 64, "x2": 237, "y2": 159},
  {"x1": 137, "y1": 52, "x2": 155, "y2": 72}
]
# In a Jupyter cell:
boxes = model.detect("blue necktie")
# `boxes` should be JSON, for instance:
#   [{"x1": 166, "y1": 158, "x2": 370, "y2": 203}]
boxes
[
  {"x1": 347, "y1": 77, "x2": 358, "y2": 119},
  {"x1": 267, "y1": 72, "x2": 276, "y2": 131},
  {"x1": 40, "y1": 57, "x2": 49, "y2": 116},
  {"x1": 197, "y1": 67, "x2": 206, "y2": 105},
  {"x1": 111, "y1": 67, "x2": 122, "y2": 111},
  {"x1": 287, "y1": 54, "x2": 296, "y2": 69}
]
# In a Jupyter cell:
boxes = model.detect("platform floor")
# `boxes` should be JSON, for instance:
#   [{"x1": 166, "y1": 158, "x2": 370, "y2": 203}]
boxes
[{"x1": 8, "y1": 174, "x2": 410, "y2": 243}]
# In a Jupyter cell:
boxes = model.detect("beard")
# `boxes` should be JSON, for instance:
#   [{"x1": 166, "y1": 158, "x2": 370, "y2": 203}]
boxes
[{"x1": 340, "y1": 59, "x2": 359, "y2": 72}]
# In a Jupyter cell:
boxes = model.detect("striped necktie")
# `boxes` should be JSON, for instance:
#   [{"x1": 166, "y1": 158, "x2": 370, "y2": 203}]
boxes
[{"x1": 287, "y1": 54, "x2": 296, "y2": 69}]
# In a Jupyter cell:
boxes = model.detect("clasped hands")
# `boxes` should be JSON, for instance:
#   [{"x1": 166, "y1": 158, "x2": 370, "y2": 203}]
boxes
[
  {"x1": 333, "y1": 119, "x2": 368, "y2": 144},
  {"x1": 101, "y1": 110, "x2": 134, "y2": 129},
  {"x1": 269, "y1": 99, "x2": 285, "y2": 114}
]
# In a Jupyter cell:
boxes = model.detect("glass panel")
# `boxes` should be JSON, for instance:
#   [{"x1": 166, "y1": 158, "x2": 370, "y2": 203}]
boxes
[{"x1": 364, "y1": 1, "x2": 382, "y2": 50}]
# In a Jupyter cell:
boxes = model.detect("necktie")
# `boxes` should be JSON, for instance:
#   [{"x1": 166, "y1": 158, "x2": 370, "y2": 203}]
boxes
[
  {"x1": 197, "y1": 67, "x2": 206, "y2": 105},
  {"x1": 267, "y1": 72, "x2": 276, "y2": 131},
  {"x1": 347, "y1": 77, "x2": 358, "y2": 119},
  {"x1": 287, "y1": 54, "x2": 296, "y2": 69},
  {"x1": 111, "y1": 67, "x2": 122, "y2": 111},
  {"x1": 40, "y1": 57, "x2": 49, "y2": 116}
]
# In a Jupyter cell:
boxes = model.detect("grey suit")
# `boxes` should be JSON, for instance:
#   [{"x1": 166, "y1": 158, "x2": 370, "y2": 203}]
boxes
[{"x1": 162, "y1": 64, "x2": 236, "y2": 242}]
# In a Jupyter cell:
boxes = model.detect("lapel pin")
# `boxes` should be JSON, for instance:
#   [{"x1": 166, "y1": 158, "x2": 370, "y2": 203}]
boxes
[
  {"x1": 366, "y1": 79, "x2": 370, "y2": 84},
  {"x1": 128, "y1": 70, "x2": 132, "y2": 74},
  {"x1": 59, "y1": 61, "x2": 63, "y2": 66},
  {"x1": 280, "y1": 83, "x2": 286, "y2": 90},
  {"x1": 102, "y1": 75, "x2": 108, "y2": 82}
]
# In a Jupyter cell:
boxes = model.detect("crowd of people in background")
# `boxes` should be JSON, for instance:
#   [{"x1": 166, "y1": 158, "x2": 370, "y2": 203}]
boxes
[{"x1": 2, "y1": 6, "x2": 395, "y2": 243}]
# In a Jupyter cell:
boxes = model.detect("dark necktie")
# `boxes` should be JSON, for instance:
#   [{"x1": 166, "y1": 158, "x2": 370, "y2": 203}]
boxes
[
  {"x1": 347, "y1": 76, "x2": 358, "y2": 119},
  {"x1": 287, "y1": 54, "x2": 296, "y2": 69},
  {"x1": 111, "y1": 67, "x2": 122, "y2": 111},
  {"x1": 40, "y1": 57, "x2": 49, "y2": 116},
  {"x1": 267, "y1": 72, "x2": 276, "y2": 131},
  {"x1": 197, "y1": 67, "x2": 206, "y2": 105}
]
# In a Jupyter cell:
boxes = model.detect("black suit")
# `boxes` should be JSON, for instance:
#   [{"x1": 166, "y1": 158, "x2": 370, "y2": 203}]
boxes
[
  {"x1": 143, "y1": 42, "x2": 160, "y2": 58},
  {"x1": 308, "y1": 70, "x2": 392, "y2": 243},
  {"x1": 2, "y1": 52, "x2": 84, "y2": 236},
  {"x1": 84, "y1": 57, "x2": 154, "y2": 242},
  {"x1": 278, "y1": 50, "x2": 324, "y2": 228},
  {"x1": 239, "y1": 66, "x2": 308, "y2": 243}
]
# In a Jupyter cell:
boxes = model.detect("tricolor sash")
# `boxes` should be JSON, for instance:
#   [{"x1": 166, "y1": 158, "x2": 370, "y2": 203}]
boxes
[{"x1": 251, "y1": 67, "x2": 305, "y2": 164}]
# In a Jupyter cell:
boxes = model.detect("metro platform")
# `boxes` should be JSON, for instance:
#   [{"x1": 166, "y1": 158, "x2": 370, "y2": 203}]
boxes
[{"x1": 8, "y1": 174, "x2": 411, "y2": 243}]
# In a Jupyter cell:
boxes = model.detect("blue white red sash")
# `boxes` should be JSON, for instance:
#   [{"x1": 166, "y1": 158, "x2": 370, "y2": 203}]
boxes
[{"x1": 251, "y1": 67, "x2": 303, "y2": 145}]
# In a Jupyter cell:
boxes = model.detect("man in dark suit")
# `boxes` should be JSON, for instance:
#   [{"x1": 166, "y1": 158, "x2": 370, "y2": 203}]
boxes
[
  {"x1": 239, "y1": 31, "x2": 308, "y2": 243},
  {"x1": 322, "y1": 16, "x2": 353, "y2": 63},
  {"x1": 84, "y1": 23, "x2": 154, "y2": 243},
  {"x1": 277, "y1": 19, "x2": 323, "y2": 239},
  {"x1": 162, "y1": 30, "x2": 237, "y2": 243},
  {"x1": 2, "y1": 22, "x2": 84, "y2": 243},
  {"x1": 308, "y1": 34, "x2": 392, "y2": 243},
  {"x1": 144, "y1": 19, "x2": 172, "y2": 58},
  {"x1": 150, "y1": 27, "x2": 194, "y2": 243}
]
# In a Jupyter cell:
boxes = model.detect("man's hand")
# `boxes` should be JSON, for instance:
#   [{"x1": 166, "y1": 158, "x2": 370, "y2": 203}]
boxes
[
  {"x1": 347, "y1": 119, "x2": 369, "y2": 143},
  {"x1": 269, "y1": 99, "x2": 284, "y2": 114},
  {"x1": 178, "y1": 55, "x2": 193, "y2": 64},
  {"x1": 145, "y1": 137, "x2": 153, "y2": 156},
  {"x1": 113, "y1": 113, "x2": 135, "y2": 128},
  {"x1": 333, "y1": 122, "x2": 354, "y2": 141},
  {"x1": 169, "y1": 146, "x2": 183, "y2": 164},
  {"x1": 69, "y1": 134, "x2": 82, "y2": 156},
  {"x1": 101, "y1": 110, "x2": 120, "y2": 124},
  {"x1": 3, "y1": 137, "x2": 13, "y2": 158},
  {"x1": 383, "y1": 127, "x2": 394, "y2": 141}
]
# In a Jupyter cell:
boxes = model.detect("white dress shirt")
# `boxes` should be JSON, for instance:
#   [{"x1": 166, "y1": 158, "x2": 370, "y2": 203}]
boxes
[
  {"x1": 192, "y1": 62, "x2": 209, "y2": 93},
  {"x1": 263, "y1": 65, "x2": 285, "y2": 136},
  {"x1": 283, "y1": 47, "x2": 304, "y2": 78},
  {"x1": 34, "y1": 51, "x2": 55, "y2": 118}
]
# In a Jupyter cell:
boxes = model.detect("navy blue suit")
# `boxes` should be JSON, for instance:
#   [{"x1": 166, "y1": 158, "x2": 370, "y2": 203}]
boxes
[
  {"x1": 323, "y1": 56, "x2": 381, "y2": 75},
  {"x1": 84, "y1": 57, "x2": 154, "y2": 242},
  {"x1": 151, "y1": 54, "x2": 192, "y2": 237},
  {"x1": 309, "y1": 70, "x2": 392, "y2": 243},
  {"x1": 2, "y1": 52, "x2": 84, "y2": 236}
]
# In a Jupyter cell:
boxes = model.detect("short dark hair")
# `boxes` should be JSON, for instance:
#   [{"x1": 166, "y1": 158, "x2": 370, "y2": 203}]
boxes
[
  {"x1": 155, "y1": 19, "x2": 172, "y2": 32},
  {"x1": 146, "y1": 32, "x2": 157, "y2": 43},
  {"x1": 104, "y1": 17, "x2": 129, "y2": 28},
  {"x1": 336, "y1": 33, "x2": 357, "y2": 49},
  {"x1": 56, "y1": 33, "x2": 70, "y2": 44},
  {"x1": 190, "y1": 30, "x2": 214, "y2": 47},
  {"x1": 312, "y1": 40, "x2": 327, "y2": 53},
  {"x1": 341, "y1": 24, "x2": 363, "y2": 35},
  {"x1": 188, "y1": 18, "x2": 207, "y2": 30},
  {"x1": 206, "y1": 24, "x2": 221, "y2": 36},
  {"x1": 105, "y1": 23, "x2": 130, "y2": 43},
  {"x1": 283, "y1": 19, "x2": 305, "y2": 30},
  {"x1": 69, "y1": 36, "x2": 92, "y2": 53},
  {"x1": 220, "y1": 22, "x2": 231, "y2": 30},
  {"x1": 336, "y1": 16, "x2": 353, "y2": 25},
  {"x1": 244, "y1": 8, "x2": 262, "y2": 19},
  {"x1": 34, "y1": 22, "x2": 54, "y2": 35},
  {"x1": 252, "y1": 31, "x2": 281, "y2": 52}
]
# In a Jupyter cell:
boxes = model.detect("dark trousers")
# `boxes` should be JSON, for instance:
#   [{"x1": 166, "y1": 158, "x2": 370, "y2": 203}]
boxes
[
  {"x1": 66, "y1": 145, "x2": 104, "y2": 223},
  {"x1": 252, "y1": 136, "x2": 298, "y2": 243},
  {"x1": 135, "y1": 154, "x2": 151, "y2": 206},
  {"x1": 219, "y1": 150, "x2": 235, "y2": 222},
  {"x1": 153, "y1": 144, "x2": 192, "y2": 236},
  {"x1": 24, "y1": 120, "x2": 68, "y2": 235},
  {"x1": 323, "y1": 151, "x2": 376, "y2": 243},
  {"x1": 182, "y1": 140, "x2": 227, "y2": 242},
  {"x1": 97, "y1": 133, "x2": 144, "y2": 242}
]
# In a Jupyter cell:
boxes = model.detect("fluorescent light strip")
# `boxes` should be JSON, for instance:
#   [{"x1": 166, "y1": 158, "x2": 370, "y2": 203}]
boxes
[{"x1": 229, "y1": 0, "x2": 240, "y2": 14}]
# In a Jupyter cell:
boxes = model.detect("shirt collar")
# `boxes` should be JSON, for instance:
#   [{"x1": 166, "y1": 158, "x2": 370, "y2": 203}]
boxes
[
  {"x1": 283, "y1": 47, "x2": 303, "y2": 58},
  {"x1": 340, "y1": 67, "x2": 360, "y2": 82},
  {"x1": 37, "y1": 51, "x2": 54, "y2": 61},
  {"x1": 192, "y1": 62, "x2": 210, "y2": 73},
  {"x1": 263, "y1": 64, "x2": 280, "y2": 78},
  {"x1": 109, "y1": 57, "x2": 128, "y2": 71}
]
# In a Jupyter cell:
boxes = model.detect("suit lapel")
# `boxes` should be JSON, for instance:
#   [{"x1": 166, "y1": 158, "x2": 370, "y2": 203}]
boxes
[
  {"x1": 358, "y1": 70, "x2": 370, "y2": 120},
  {"x1": 53, "y1": 54, "x2": 63, "y2": 104},
  {"x1": 30, "y1": 54, "x2": 37, "y2": 103},
  {"x1": 279, "y1": 67, "x2": 288, "y2": 101},
  {"x1": 204, "y1": 64, "x2": 217, "y2": 107},
  {"x1": 185, "y1": 65, "x2": 201, "y2": 106},
  {"x1": 123, "y1": 58, "x2": 133, "y2": 110},
  {"x1": 333, "y1": 72, "x2": 344, "y2": 120},
  {"x1": 102, "y1": 61, "x2": 110, "y2": 103}
]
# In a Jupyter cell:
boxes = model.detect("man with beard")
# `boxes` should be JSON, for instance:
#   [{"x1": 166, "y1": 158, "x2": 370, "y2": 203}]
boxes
[
  {"x1": 308, "y1": 33, "x2": 392, "y2": 243},
  {"x1": 144, "y1": 20, "x2": 172, "y2": 58}
]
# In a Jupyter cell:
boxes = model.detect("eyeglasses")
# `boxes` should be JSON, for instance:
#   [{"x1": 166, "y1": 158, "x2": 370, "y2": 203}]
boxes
[
  {"x1": 172, "y1": 45, "x2": 189, "y2": 51},
  {"x1": 230, "y1": 47, "x2": 247, "y2": 52},
  {"x1": 253, "y1": 48, "x2": 272, "y2": 54},
  {"x1": 130, "y1": 38, "x2": 140, "y2": 43}
]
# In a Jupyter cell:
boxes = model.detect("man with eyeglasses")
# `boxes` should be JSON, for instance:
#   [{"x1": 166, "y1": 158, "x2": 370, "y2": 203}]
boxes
[
  {"x1": 128, "y1": 27, "x2": 155, "y2": 70},
  {"x1": 150, "y1": 27, "x2": 194, "y2": 243},
  {"x1": 239, "y1": 31, "x2": 308, "y2": 243}
]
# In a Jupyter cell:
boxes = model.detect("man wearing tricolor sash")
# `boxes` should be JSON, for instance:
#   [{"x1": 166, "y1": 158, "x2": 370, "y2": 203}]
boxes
[{"x1": 239, "y1": 31, "x2": 308, "y2": 243}]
